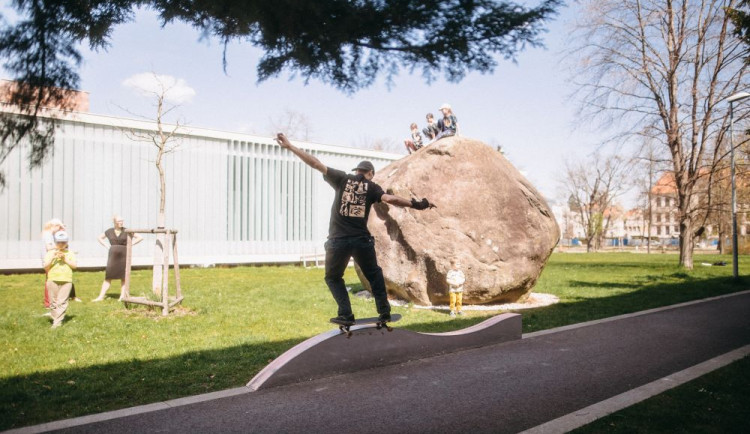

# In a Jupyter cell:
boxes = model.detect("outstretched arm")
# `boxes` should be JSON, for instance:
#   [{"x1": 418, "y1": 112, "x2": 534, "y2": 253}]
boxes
[
  {"x1": 382, "y1": 194, "x2": 434, "y2": 210},
  {"x1": 275, "y1": 133, "x2": 327, "y2": 175}
]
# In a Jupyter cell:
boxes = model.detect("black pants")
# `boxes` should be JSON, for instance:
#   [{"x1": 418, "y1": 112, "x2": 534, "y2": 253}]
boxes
[{"x1": 324, "y1": 236, "x2": 390, "y2": 319}]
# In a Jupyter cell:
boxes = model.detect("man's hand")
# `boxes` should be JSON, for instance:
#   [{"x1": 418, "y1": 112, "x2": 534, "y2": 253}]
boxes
[
  {"x1": 274, "y1": 132, "x2": 328, "y2": 175},
  {"x1": 275, "y1": 133, "x2": 292, "y2": 149},
  {"x1": 411, "y1": 198, "x2": 434, "y2": 210}
]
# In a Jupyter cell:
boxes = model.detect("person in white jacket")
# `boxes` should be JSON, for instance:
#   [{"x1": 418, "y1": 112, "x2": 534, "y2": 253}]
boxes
[{"x1": 446, "y1": 258, "x2": 466, "y2": 317}]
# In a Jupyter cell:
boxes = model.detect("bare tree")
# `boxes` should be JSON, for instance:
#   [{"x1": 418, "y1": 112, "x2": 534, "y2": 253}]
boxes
[
  {"x1": 569, "y1": 0, "x2": 749, "y2": 268},
  {"x1": 561, "y1": 152, "x2": 632, "y2": 252},
  {"x1": 353, "y1": 135, "x2": 402, "y2": 154},
  {"x1": 267, "y1": 108, "x2": 314, "y2": 142},
  {"x1": 707, "y1": 127, "x2": 750, "y2": 253},
  {"x1": 122, "y1": 73, "x2": 186, "y2": 295},
  {"x1": 633, "y1": 132, "x2": 672, "y2": 253}
]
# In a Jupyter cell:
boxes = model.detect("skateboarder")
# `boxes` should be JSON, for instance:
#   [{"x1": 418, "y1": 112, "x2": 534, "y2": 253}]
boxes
[{"x1": 275, "y1": 133, "x2": 433, "y2": 324}]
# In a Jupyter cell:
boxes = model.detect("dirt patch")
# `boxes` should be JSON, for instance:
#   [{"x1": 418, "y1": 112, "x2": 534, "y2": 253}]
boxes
[{"x1": 116, "y1": 305, "x2": 198, "y2": 320}]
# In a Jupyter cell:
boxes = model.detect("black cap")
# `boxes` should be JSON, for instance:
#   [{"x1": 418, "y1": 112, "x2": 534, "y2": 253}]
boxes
[{"x1": 352, "y1": 160, "x2": 375, "y2": 173}]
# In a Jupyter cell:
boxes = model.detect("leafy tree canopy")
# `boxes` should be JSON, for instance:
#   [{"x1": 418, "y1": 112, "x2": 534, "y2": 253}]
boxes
[
  {"x1": 729, "y1": 0, "x2": 750, "y2": 53},
  {"x1": 0, "y1": 0, "x2": 561, "y2": 187}
]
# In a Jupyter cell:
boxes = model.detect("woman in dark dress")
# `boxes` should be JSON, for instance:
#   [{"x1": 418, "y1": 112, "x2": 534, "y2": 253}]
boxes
[{"x1": 93, "y1": 215, "x2": 142, "y2": 301}]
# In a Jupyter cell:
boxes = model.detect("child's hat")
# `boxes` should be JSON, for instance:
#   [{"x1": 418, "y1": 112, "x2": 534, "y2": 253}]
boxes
[{"x1": 54, "y1": 231, "x2": 69, "y2": 242}]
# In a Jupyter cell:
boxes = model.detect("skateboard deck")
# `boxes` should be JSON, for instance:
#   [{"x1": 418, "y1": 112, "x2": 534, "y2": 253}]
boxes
[{"x1": 330, "y1": 314, "x2": 402, "y2": 337}]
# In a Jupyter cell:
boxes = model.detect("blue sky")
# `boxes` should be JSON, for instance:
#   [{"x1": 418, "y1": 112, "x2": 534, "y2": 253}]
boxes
[{"x1": 8, "y1": 1, "x2": 615, "y2": 204}]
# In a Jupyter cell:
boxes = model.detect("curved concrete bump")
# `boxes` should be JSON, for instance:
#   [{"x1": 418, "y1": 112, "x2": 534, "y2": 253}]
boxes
[{"x1": 247, "y1": 313, "x2": 521, "y2": 391}]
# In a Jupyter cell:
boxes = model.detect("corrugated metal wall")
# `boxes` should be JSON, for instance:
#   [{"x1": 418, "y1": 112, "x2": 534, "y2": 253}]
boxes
[{"x1": 0, "y1": 111, "x2": 399, "y2": 270}]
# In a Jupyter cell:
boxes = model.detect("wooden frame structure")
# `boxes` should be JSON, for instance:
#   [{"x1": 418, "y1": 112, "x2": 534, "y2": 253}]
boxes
[{"x1": 122, "y1": 228, "x2": 183, "y2": 316}]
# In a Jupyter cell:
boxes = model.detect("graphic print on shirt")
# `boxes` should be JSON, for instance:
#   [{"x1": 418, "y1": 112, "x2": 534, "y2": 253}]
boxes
[{"x1": 339, "y1": 178, "x2": 368, "y2": 218}]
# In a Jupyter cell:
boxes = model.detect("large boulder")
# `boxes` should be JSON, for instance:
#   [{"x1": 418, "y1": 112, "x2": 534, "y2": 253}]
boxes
[{"x1": 356, "y1": 137, "x2": 559, "y2": 305}]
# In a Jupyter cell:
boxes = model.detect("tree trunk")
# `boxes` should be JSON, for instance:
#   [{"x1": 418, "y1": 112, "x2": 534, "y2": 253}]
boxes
[
  {"x1": 152, "y1": 155, "x2": 167, "y2": 295},
  {"x1": 678, "y1": 218, "x2": 694, "y2": 269},
  {"x1": 152, "y1": 213, "x2": 166, "y2": 295}
]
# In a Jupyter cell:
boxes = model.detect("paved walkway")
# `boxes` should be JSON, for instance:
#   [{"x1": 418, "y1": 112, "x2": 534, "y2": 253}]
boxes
[{"x1": 10, "y1": 291, "x2": 750, "y2": 434}]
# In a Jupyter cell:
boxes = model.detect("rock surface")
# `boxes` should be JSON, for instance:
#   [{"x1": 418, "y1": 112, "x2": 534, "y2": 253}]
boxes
[{"x1": 355, "y1": 137, "x2": 559, "y2": 305}]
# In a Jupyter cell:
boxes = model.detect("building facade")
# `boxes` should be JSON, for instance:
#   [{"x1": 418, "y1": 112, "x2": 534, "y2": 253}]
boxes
[{"x1": 0, "y1": 109, "x2": 399, "y2": 270}]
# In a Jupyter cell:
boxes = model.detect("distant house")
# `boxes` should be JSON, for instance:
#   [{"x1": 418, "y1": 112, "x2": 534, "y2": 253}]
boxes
[
  {"x1": 0, "y1": 79, "x2": 90, "y2": 112},
  {"x1": 647, "y1": 170, "x2": 750, "y2": 245},
  {"x1": 649, "y1": 173, "x2": 680, "y2": 239}
]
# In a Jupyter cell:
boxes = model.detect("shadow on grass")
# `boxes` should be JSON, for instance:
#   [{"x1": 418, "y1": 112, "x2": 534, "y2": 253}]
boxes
[
  {"x1": 0, "y1": 337, "x2": 301, "y2": 430},
  {"x1": 550, "y1": 261, "x2": 668, "y2": 269},
  {"x1": 522, "y1": 275, "x2": 747, "y2": 333},
  {"x1": 1, "y1": 275, "x2": 746, "y2": 431},
  {"x1": 566, "y1": 281, "x2": 644, "y2": 290}
]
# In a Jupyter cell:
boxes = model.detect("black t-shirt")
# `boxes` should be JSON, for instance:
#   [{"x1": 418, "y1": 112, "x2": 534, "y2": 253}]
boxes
[{"x1": 323, "y1": 167, "x2": 385, "y2": 239}]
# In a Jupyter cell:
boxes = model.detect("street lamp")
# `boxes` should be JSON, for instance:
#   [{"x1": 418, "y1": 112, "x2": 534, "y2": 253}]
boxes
[{"x1": 726, "y1": 91, "x2": 750, "y2": 279}]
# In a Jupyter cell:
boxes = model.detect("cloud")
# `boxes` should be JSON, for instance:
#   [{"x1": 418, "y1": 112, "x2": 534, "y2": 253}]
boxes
[{"x1": 122, "y1": 73, "x2": 196, "y2": 104}]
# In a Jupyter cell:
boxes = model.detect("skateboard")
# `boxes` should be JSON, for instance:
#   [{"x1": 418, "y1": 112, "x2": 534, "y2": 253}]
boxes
[{"x1": 330, "y1": 314, "x2": 402, "y2": 337}]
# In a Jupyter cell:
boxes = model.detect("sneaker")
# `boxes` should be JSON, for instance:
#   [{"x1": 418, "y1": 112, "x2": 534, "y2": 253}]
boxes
[
  {"x1": 51, "y1": 323, "x2": 62, "y2": 329},
  {"x1": 92, "y1": 297, "x2": 104, "y2": 302},
  {"x1": 330, "y1": 315, "x2": 355, "y2": 325},
  {"x1": 73, "y1": 297, "x2": 82, "y2": 302},
  {"x1": 378, "y1": 313, "x2": 392, "y2": 322},
  {"x1": 457, "y1": 311, "x2": 465, "y2": 316},
  {"x1": 449, "y1": 311, "x2": 456, "y2": 317}
]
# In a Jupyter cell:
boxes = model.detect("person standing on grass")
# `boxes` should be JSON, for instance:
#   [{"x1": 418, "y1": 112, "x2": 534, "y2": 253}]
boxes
[
  {"x1": 275, "y1": 133, "x2": 434, "y2": 325},
  {"x1": 446, "y1": 258, "x2": 466, "y2": 317},
  {"x1": 41, "y1": 218, "x2": 80, "y2": 312},
  {"x1": 43, "y1": 231, "x2": 77, "y2": 328},
  {"x1": 41, "y1": 218, "x2": 65, "y2": 310},
  {"x1": 94, "y1": 215, "x2": 143, "y2": 302}
]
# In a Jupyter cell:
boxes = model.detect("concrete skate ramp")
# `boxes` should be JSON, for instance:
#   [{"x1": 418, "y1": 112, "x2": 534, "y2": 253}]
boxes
[{"x1": 248, "y1": 313, "x2": 521, "y2": 391}]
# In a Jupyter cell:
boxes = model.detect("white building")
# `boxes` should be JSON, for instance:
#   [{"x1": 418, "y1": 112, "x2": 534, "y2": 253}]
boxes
[{"x1": 0, "y1": 107, "x2": 399, "y2": 270}]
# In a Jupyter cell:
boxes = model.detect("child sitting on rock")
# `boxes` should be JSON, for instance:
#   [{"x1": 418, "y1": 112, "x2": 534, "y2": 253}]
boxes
[
  {"x1": 422, "y1": 113, "x2": 440, "y2": 141},
  {"x1": 404, "y1": 122, "x2": 424, "y2": 154},
  {"x1": 446, "y1": 258, "x2": 466, "y2": 317},
  {"x1": 436, "y1": 103, "x2": 459, "y2": 140}
]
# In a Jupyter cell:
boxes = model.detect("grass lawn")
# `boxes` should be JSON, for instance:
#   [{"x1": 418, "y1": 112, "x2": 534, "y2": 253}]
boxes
[
  {"x1": 573, "y1": 355, "x2": 750, "y2": 433},
  {"x1": 0, "y1": 252, "x2": 747, "y2": 430}
]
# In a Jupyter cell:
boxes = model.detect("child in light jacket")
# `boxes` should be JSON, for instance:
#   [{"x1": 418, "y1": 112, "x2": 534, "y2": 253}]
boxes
[
  {"x1": 446, "y1": 258, "x2": 466, "y2": 317},
  {"x1": 43, "y1": 231, "x2": 77, "y2": 328}
]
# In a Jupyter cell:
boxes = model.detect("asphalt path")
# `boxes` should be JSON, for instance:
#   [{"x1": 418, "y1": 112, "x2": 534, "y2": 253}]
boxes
[{"x1": 35, "y1": 291, "x2": 750, "y2": 433}]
